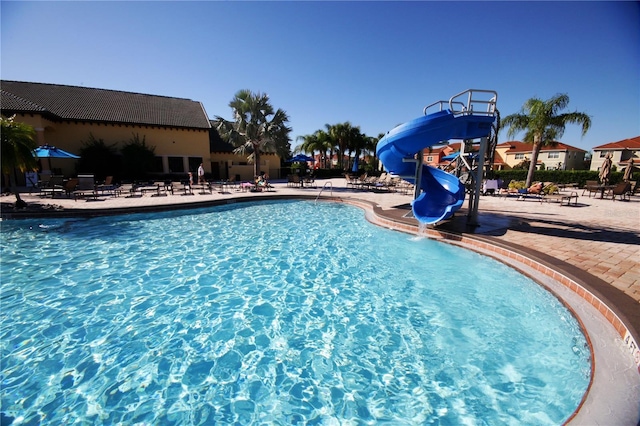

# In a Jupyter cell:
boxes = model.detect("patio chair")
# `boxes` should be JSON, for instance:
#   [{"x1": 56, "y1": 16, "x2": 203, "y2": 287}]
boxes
[
  {"x1": 582, "y1": 180, "x2": 600, "y2": 197},
  {"x1": 39, "y1": 175, "x2": 65, "y2": 198},
  {"x1": 610, "y1": 182, "x2": 632, "y2": 201},
  {"x1": 63, "y1": 178, "x2": 79, "y2": 197}
]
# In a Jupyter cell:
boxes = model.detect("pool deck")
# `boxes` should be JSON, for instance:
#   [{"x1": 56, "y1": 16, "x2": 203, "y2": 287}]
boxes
[{"x1": 2, "y1": 178, "x2": 639, "y2": 423}]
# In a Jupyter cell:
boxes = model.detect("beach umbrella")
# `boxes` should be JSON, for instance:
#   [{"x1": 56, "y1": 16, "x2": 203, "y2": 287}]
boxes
[
  {"x1": 287, "y1": 154, "x2": 314, "y2": 163},
  {"x1": 623, "y1": 159, "x2": 636, "y2": 182},
  {"x1": 33, "y1": 144, "x2": 80, "y2": 171},
  {"x1": 599, "y1": 153, "x2": 612, "y2": 184},
  {"x1": 352, "y1": 156, "x2": 359, "y2": 173}
]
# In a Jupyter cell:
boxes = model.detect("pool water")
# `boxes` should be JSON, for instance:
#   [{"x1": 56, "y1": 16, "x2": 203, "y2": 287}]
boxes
[{"x1": 1, "y1": 200, "x2": 590, "y2": 425}]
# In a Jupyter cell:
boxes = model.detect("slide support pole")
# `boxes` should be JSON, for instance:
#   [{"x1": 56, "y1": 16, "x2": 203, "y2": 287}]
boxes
[{"x1": 467, "y1": 136, "x2": 487, "y2": 227}]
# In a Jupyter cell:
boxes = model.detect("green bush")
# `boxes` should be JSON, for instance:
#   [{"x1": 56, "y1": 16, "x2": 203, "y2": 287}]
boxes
[
  {"x1": 507, "y1": 180, "x2": 526, "y2": 190},
  {"x1": 494, "y1": 170, "x2": 607, "y2": 187}
]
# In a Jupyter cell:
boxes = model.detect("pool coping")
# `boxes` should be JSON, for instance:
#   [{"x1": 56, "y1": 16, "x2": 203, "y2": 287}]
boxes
[{"x1": 3, "y1": 194, "x2": 639, "y2": 424}]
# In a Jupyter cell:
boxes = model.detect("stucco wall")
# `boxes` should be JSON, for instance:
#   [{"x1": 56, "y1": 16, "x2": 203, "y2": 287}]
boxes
[{"x1": 13, "y1": 113, "x2": 210, "y2": 176}]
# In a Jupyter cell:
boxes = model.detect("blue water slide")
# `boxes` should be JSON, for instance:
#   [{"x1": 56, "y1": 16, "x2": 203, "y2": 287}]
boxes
[{"x1": 377, "y1": 110, "x2": 495, "y2": 224}]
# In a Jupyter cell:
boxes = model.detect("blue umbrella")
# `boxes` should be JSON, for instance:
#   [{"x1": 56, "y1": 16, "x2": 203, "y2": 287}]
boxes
[
  {"x1": 352, "y1": 156, "x2": 359, "y2": 173},
  {"x1": 287, "y1": 154, "x2": 314, "y2": 163},
  {"x1": 33, "y1": 144, "x2": 80, "y2": 171}
]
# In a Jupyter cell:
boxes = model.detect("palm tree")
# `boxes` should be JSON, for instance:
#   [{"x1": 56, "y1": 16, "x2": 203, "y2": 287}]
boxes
[
  {"x1": 1, "y1": 115, "x2": 38, "y2": 208},
  {"x1": 297, "y1": 129, "x2": 333, "y2": 169},
  {"x1": 502, "y1": 94, "x2": 591, "y2": 187},
  {"x1": 363, "y1": 134, "x2": 381, "y2": 170},
  {"x1": 324, "y1": 122, "x2": 350, "y2": 170},
  {"x1": 346, "y1": 127, "x2": 367, "y2": 171},
  {"x1": 214, "y1": 89, "x2": 291, "y2": 177}
]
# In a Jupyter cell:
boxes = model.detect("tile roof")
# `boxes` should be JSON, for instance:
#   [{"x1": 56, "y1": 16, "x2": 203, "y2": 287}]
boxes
[
  {"x1": 209, "y1": 123, "x2": 235, "y2": 153},
  {"x1": 1, "y1": 80, "x2": 211, "y2": 129},
  {"x1": 593, "y1": 136, "x2": 640, "y2": 150},
  {"x1": 496, "y1": 140, "x2": 586, "y2": 153}
]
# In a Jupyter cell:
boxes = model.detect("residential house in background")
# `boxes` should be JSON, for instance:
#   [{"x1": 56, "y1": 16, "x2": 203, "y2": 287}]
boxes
[
  {"x1": 494, "y1": 141, "x2": 587, "y2": 170},
  {"x1": 590, "y1": 136, "x2": 640, "y2": 173},
  {"x1": 421, "y1": 141, "x2": 505, "y2": 171},
  {"x1": 422, "y1": 143, "x2": 458, "y2": 168}
]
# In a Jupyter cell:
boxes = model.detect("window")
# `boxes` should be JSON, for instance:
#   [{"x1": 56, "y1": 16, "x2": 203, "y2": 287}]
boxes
[
  {"x1": 168, "y1": 156, "x2": 184, "y2": 173},
  {"x1": 515, "y1": 153, "x2": 525, "y2": 160},
  {"x1": 599, "y1": 151, "x2": 610, "y2": 158},
  {"x1": 426, "y1": 156, "x2": 433, "y2": 162},
  {"x1": 152, "y1": 156, "x2": 164, "y2": 173},
  {"x1": 548, "y1": 152, "x2": 559, "y2": 159},
  {"x1": 188, "y1": 157, "x2": 202, "y2": 173}
]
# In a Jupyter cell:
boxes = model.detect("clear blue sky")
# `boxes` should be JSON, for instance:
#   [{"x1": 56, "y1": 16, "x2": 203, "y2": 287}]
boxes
[{"x1": 2, "y1": 1, "x2": 638, "y2": 153}]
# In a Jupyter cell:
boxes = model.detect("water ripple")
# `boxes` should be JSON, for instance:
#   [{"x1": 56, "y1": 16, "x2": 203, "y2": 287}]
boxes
[{"x1": 1, "y1": 200, "x2": 590, "y2": 424}]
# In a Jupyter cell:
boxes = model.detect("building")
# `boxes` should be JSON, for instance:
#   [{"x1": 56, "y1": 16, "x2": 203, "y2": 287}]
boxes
[
  {"x1": 590, "y1": 136, "x2": 640, "y2": 173},
  {"x1": 494, "y1": 141, "x2": 587, "y2": 170},
  {"x1": 421, "y1": 142, "x2": 505, "y2": 171},
  {"x1": 1, "y1": 80, "x2": 212, "y2": 178},
  {"x1": 209, "y1": 123, "x2": 281, "y2": 181},
  {"x1": 1, "y1": 80, "x2": 281, "y2": 182}
]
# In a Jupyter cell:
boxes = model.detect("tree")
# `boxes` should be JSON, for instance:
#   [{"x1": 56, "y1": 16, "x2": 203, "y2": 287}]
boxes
[
  {"x1": 121, "y1": 133, "x2": 156, "y2": 181},
  {"x1": 1, "y1": 115, "x2": 38, "y2": 208},
  {"x1": 346, "y1": 126, "x2": 367, "y2": 171},
  {"x1": 502, "y1": 94, "x2": 591, "y2": 187},
  {"x1": 326, "y1": 122, "x2": 363, "y2": 170},
  {"x1": 296, "y1": 129, "x2": 332, "y2": 168},
  {"x1": 214, "y1": 90, "x2": 291, "y2": 177},
  {"x1": 76, "y1": 133, "x2": 119, "y2": 179}
]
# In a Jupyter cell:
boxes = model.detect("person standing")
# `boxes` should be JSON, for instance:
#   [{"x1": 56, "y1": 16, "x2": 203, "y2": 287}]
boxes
[{"x1": 197, "y1": 163, "x2": 205, "y2": 184}]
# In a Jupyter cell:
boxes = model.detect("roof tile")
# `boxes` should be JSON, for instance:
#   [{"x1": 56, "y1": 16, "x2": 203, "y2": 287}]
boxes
[{"x1": 0, "y1": 80, "x2": 211, "y2": 129}]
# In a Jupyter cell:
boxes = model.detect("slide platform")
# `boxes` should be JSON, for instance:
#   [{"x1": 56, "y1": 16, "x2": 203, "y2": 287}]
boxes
[{"x1": 377, "y1": 110, "x2": 495, "y2": 224}]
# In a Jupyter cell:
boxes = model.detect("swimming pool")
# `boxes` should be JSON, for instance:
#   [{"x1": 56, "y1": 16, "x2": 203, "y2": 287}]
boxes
[{"x1": 1, "y1": 200, "x2": 590, "y2": 424}]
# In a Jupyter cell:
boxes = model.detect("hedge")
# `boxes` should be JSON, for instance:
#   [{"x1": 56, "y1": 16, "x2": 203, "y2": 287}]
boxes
[{"x1": 492, "y1": 170, "x2": 637, "y2": 187}]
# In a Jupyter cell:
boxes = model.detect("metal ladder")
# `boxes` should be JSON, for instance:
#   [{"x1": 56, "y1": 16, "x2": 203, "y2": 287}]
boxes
[{"x1": 315, "y1": 181, "x2": 333, "y2": 203}]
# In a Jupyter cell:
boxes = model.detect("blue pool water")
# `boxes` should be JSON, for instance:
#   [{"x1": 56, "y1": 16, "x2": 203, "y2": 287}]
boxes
[{"x1": 1, "y1": 200, "x2": 590, "y2": 425}]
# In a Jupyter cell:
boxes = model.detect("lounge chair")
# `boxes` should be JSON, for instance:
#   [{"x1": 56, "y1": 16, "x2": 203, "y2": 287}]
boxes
[
  {"x1": 516, "y1": 182, "x2": 545, "y2": 201},
  {"x1": 373, "y1": 173, "x2": 393, "y2": 191},
  {"x1": 542, "y1": 190, "x2": 579, "y2": 206},
  {"x1": 610, "y1": 182, "x2": 631, "y2": 201},
  {"x1": 302, "y1": 175, "x2": 315, "y2": 189},
  {"x1": 95, "y1": 176, "x2": 120, "y2": 196},
  {"x1": 73, "y1": 174, "x2": 98, "y2": 201},
  {"x1": 178, "y1": 180, "x2": 194, "y2": 195},
  {"x1": 345, "y1": 174, "x2": 359, "y2": 190}
]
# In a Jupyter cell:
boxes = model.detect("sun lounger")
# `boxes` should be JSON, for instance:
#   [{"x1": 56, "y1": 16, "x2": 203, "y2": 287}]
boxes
[
  {"x1": 72, "y1": 175, "x2": 99, "y2": 200},
  {"x1": 543, "y1": 191, "x2": 579, "y2": 206},
  {"x1": 610, "y1": 182, "x2": 632, "y2": 201}
]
